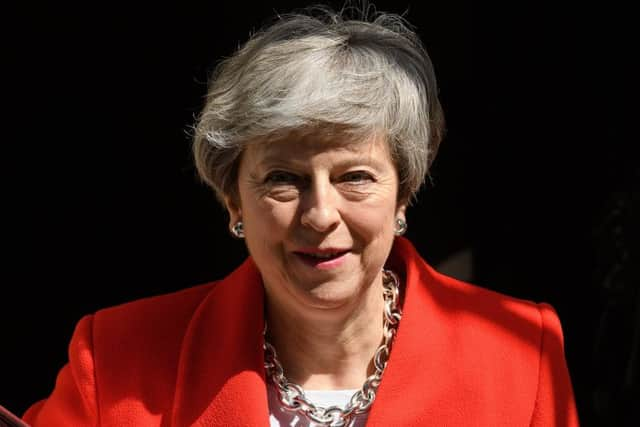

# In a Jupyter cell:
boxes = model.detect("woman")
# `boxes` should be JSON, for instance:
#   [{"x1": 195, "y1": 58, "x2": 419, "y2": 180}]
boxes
[{"x1": 23, "y1": 4, "x2": 578, "y2": 426}]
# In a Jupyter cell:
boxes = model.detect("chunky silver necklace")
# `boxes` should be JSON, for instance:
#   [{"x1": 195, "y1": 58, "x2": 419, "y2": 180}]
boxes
[{"x1": 263, "y1": 269, "x2": 403, "y2": 426}]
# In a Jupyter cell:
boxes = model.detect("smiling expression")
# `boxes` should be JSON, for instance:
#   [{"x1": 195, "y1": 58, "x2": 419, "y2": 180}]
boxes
[{"x1": 226, "y1": 132, "x2": 406, "y2": 312}]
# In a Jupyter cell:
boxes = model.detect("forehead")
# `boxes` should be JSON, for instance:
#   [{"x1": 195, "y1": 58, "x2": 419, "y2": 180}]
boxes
[{"x1": 244, "y1": 130, "x2": 392, "y2": 165}]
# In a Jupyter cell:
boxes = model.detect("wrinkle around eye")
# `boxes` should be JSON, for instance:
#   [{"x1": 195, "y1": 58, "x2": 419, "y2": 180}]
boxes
[
  {"x1": 266, "y1": 187, "x2": 301, "y2": 202},
  {"x1": 340, "y1": 171, "x2": 376, "y2": 183},
  {"x1": 258, "y1": 180, "x2": 302, "y2": 203},
  {"x1": 264, "y1": 170, "x2": 302, "y2": 185},
  {"x1": 249, "y1": 183, "x2": 301, "y2": 202},
  {"x1": 337, "y1": 184, "x2": 375, "y2": 201}
]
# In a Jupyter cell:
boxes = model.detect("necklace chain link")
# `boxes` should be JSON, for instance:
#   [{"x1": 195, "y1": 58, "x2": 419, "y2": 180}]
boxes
[{"x1": 263, "y1": 269, "x2": 403, "y2": 426}]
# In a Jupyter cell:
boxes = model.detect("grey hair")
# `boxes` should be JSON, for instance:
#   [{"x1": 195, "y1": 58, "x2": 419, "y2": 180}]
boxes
[{"x1": 192, "y1": 3, "x2": 445, "y2": 205}]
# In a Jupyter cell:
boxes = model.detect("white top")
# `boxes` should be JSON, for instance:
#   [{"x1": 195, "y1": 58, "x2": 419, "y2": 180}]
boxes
[{"x1": 268, "y1": 384, "x2": 369, "y2": 427}]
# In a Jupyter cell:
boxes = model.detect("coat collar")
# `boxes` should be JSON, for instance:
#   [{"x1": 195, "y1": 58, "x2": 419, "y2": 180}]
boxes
[
  {"x1": 171, "y1": 256, "x2": 269, "y2": 426},
  {"x1": 170, "y1": 237, "x2": 477, "y2": 426}
]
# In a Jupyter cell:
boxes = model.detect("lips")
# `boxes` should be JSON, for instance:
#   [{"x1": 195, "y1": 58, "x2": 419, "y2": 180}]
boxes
[
  {"x1": 294, "y1": 248, "x2": 349, "y2": 258},
  {"x1": 297, "y1": 251, "x2": 347, "y2": 259},
  {"x1": 293, "y1": 248, "x2": 350, "y2": 269}
]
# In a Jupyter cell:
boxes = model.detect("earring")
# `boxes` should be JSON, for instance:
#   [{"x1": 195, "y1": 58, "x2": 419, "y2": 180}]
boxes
[
  {"x1": 394, "y1": 218, "x2": 407, "y2": 236},
  {"x1": 231, "y1": 221, "x2": 245, "y2": 239}
]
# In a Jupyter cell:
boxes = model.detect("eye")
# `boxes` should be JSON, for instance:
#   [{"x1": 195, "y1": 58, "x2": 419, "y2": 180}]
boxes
[
  {"x1": 264, "y1": 170, "x2": 300, "y2": 185},
  {"x1": 341, "y1": 171, "x2": 374, "y2": 184}
]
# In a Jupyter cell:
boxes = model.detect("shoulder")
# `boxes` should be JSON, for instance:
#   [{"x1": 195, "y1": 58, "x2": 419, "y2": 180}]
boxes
[
  {"x1": 387, "y1": 237, "x2": 578, "y2": 425},
  {"x1": 433, "y1": 268, "x2": 545, "y2": 329},
  {"x1": 397, "y1": 236, "x2": 552, "y2": 324},
  {"x1": 23, "y1": 282, "x2": 223, "y2": 425},
  {"x1": 429, "y1": 259, "x2": 559, "y2": 352},
  {"x1": 387, "y1": 238, "x2": 578, "y2": 423},
  {"x1": 59, "y1": 282, "x2": 221, "y2": 386},
  {"x1": 429, "y1": 255, "x2": 567, "y2": 350},
  {"x1": 93, "y1": 281, "x2": 217, "y2": 328},
  {"x1": 394, "y1": 237, "x2": 562, "y2": 353},
  {"x1": 88, "y1": 281, "x2": 218, "y2": 356},
  {"x1": 79, "y1": 257, "x2": 261, "y2": 366},
  {"x1": 63, "y1": 282, "x2": 219, "y2": 354}
]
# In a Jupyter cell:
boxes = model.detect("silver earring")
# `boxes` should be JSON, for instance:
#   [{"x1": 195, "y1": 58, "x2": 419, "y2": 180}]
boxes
[
  {"x1": 231, "y1": 221, "x2": 245, "y2": 238},
  {"x1": 394, "y1": 218, "x2": 407, "y2": 236}
]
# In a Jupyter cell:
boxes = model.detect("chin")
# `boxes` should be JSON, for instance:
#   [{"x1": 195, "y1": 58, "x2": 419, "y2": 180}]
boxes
[{"x1": 295, "y1": 280, "x2": 364, "y2": 310}]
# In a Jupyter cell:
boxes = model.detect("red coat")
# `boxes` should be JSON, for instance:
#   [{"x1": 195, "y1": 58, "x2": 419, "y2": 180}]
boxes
[{"x1": 23, "y1": 237, "x2": 579, "y2": 426}]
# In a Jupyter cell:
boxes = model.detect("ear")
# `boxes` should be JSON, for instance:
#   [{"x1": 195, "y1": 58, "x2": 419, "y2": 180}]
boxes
[
  {"x1": 224, "y1": 195, "x2": 242, "y2": 229},
  {"x1": 395, "y1": 203, "x2": 407, "y2": 222}
]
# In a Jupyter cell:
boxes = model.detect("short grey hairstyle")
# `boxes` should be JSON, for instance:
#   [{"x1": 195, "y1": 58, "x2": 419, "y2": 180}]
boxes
[{"x1": 193, "y1": 4, "x2": 445, "y2": 205}]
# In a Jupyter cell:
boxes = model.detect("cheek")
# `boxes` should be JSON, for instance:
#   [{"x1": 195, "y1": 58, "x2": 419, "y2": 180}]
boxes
[
  {"x1": 245, "y1": 198, "x2": 298, "y2": 237},
  {"x1": 346, "y1": 201, "x2": 397, "y2": 242}
]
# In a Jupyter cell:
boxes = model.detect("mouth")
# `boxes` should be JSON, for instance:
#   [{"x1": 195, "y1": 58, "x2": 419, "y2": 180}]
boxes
[{"x1": 293, "y1": 249, "x2": 350, "y2": 269}]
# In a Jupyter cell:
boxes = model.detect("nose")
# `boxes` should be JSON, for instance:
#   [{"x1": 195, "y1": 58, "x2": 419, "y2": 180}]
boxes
[{"x1": 299, "y1": 179, "x2": 340, "y2": 233}]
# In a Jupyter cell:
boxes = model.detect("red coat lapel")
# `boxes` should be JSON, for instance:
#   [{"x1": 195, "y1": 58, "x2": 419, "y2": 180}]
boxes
[
  {"x1": 367, "y1": 237, "x2": 540, "y2": 426},
  {"x1": 171, "y1": 258, "x2": 270, "y2": 427}
]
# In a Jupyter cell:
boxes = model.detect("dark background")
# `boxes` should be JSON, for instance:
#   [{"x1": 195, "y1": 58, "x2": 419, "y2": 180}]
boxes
[{"x1": 4, "y1": 1, "x2": 637, "y2": 426}]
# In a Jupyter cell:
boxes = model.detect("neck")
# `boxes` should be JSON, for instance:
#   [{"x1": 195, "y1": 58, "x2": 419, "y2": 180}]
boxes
[{"x1": 264, "y1": 275, "x2": 385, "y2": 390}]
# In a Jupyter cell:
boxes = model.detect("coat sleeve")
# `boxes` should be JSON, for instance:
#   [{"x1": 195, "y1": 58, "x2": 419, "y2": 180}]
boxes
[
  {"x1": 529, "y1": 303, "x2": 580, "y2": 427},
  {"x1": 22, "y1": 315, "x2": 98, "y2": 427}
]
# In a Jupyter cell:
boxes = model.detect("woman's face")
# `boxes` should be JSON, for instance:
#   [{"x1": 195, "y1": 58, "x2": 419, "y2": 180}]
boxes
[{"x1": 226, "y1": 132, "x2": 405, "y2": 311}]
